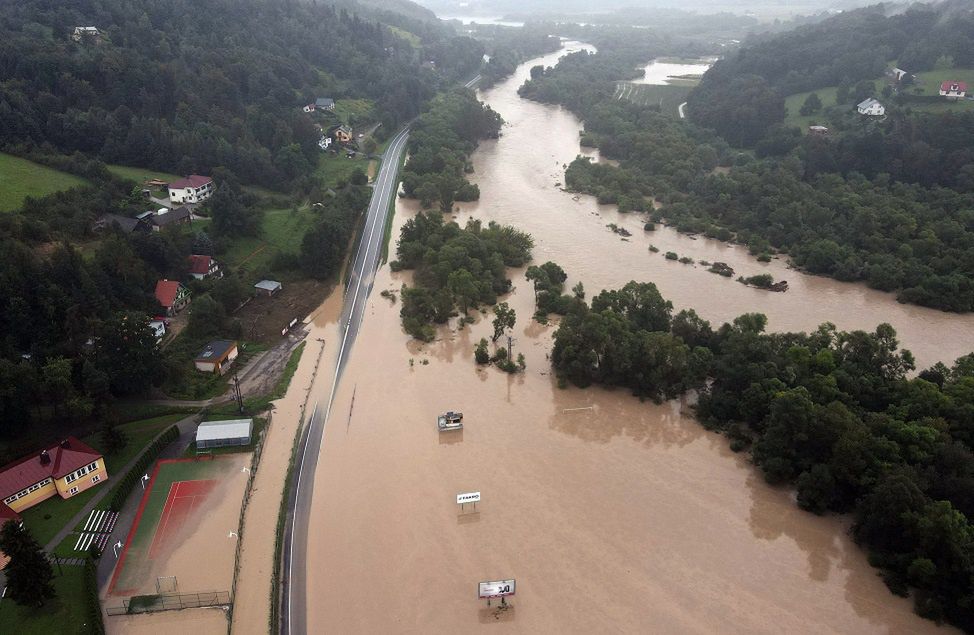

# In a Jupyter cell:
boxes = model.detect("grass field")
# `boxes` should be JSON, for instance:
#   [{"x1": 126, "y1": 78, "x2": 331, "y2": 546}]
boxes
[
  {"x1": 106, "y1": 164, "x2": 183, "y2": 185},
  {"x1": 0, "y1": 153, "x2": 89, "y2": 212},
  {"x1": 0, "y1": 565, "x2": 89, "y2": 635},
  {"x1": 18, "y1": 415, "x2": 186, "y2": 547},
  {"x1": 334, "y1": 98, "x2": 377, "y2": 127},
  {"x1": 388, "y1": 26, "x2": 421, "y2": 47},
  {"x1": 219, "y1": 206, "x2": 317, "y2": 276},
  {"x1": 783, "y1": 85, "x2": 843, "y2": 130},
  {"x1": 613, "y1": 83, "x2": 691, "y2": 117}
]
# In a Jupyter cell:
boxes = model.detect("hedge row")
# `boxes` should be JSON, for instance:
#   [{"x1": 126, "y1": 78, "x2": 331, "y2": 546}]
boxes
[
  {"x1": 82, "y1": 557, "x2": 105, "y2": 634},
  {"x1": 107, "y1": 425, "x2": 180, "y2": 512}
]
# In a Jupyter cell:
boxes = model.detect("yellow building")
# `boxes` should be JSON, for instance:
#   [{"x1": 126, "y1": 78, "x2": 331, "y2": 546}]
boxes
[{"x1": 0, "y1": 437, "x2": 107, "y2": 517}]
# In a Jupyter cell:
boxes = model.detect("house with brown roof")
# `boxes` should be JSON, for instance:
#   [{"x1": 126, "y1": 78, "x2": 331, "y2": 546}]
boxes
[
  {"x1": 0, "y1": 437, "x2": 107, "y2": 518},
  {"x1": 187, "y1": 254, "x2": 221, "y2": 280},
  {"x1": 168, "y1": 175, "x2": 214, "y2": 204},
  {"x1": 151, "y1": 206, "x2": 192, "y2": 231},
  {"x1": 194, "y1": 340, "x2": 239, "y2": 375},
  {"x1": 155, "y1": 279, "x2": 191, "y2": 316}
]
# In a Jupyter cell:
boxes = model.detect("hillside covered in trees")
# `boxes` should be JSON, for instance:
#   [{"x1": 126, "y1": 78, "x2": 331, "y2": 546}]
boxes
[{"x1": 0, "y1": 0, "x2": 484, "y2": 190}]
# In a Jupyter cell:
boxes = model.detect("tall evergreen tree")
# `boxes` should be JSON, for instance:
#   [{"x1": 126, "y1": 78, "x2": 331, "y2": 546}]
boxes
[{"x1": 0, "y1": 521, "x2": 55, "y2": 607}]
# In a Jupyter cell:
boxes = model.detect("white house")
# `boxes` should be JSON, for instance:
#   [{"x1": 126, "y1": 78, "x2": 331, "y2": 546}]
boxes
[
  {"x1": 168, "y1": 175, "x2": 214, "y2": 204},
  {"x1": 318, "y1": 136, "x2": 332, "y2": 150},
  {"x1": 187, "y1": 254, "x2": 221, "y2": 280},
  {"x1": 148, "y1": 320, "x2": 167, "y2": 341},
  {"x1": 72, "y1": 27, "x2": 101, "y2": 42},
  {"x1": 857, "y1": 98, "x2": 885, "y2": 117},
  {"x1": 890, "y1": 67, "x2": 909, "y2": 82},
  {"x1": 940, "y1": 81, "x2": 967, "y2": 100}
]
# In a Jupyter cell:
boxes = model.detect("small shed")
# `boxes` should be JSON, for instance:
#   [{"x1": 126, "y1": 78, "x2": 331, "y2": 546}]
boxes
[
  {"x1": 195, "y1": 419, "x2": 253, "y2": 450},
  {"x1": 255, "y1": 280, "x2": 282, "y2": 297}
]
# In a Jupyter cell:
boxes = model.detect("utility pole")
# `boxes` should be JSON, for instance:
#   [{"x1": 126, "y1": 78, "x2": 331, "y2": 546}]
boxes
[
  {"x1": 506, "y1": 335, "x2": 514, "y2": 360},
  {"x1": 233, "y1": 374, "x2": 244, "y2": 413}
]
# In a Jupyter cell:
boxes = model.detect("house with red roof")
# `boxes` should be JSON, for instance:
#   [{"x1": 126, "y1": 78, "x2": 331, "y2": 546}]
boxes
[
  {"x1": 0, "y1": 437, "x2": 107, "y2": 519},
  {"x1": 167, "y1": 174, "x2": 214, "y2": 204},
  {"x1": 155, "y1": 279, "x2": 191, "y2": 316},
  {"x1": 187, "y1": 254, "x2": 221, "y2": 280},
  {"x1": 940, "y1": 81, "x2": 967, "y2": 100}
]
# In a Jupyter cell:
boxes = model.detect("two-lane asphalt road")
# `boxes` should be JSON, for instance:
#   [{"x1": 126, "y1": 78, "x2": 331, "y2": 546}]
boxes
[{"x1": 281, "y1": 125, "x2": 409, "y2": 635}]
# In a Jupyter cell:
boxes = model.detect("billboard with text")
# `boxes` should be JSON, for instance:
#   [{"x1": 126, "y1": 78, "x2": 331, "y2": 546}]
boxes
[{"x1": 478, "y1": 579, "x2": 515, "y2": 598}]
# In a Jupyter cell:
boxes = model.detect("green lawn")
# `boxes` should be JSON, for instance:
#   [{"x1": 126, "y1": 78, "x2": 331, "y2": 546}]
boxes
[
  {"x1": 106, "y1": 164, "x2": 183, "y2": 185},
  {"x1": 334, "y1": 98, "x2": 377, "y2": 127},
  {"x1": 0, "y1": 565, "x2": 90, "y2": 635},
  {"x1": 0, "y1": 153, "x2": 89, "y2": 212},
  {"x1": 784, "y1": 85, "x2": 842, "y2": 130},
  {"x1": 613, "y1": 83, "x2": 692, "y2": 117},
  {"x1": 220, "y1": 206, "x2": 317, "y2": 276},
  {"x1": 388, "y1": 26, "x2": 421, "y2": 48},
  {"x1": 18, "y1": 415, "x2": 185, "y2": 547}
]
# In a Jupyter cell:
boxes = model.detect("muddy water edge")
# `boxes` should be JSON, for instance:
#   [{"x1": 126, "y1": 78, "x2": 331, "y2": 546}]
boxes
[{"x1": 299, "y1": 43, "x2": 966, "y2": 634}]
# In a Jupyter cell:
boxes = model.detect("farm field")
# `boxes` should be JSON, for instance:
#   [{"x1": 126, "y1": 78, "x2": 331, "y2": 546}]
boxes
[
  {"x1": 0, "y1": 153, "x2": 89, "y2": 211},
  {"x1": 613, "y1": 82, "x2": 692, "y2": 117}
]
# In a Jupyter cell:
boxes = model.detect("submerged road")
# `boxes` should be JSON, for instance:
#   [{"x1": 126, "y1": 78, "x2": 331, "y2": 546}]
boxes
[
  {"x1": 281, "y1": 125, "x2": 409, "y2": 635},
  {"x1": 281, "y1": 74, "x2": 481, "y2": 635}
]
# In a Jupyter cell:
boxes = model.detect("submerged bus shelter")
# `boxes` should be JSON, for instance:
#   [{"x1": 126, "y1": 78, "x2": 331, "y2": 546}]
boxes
[{"x1": 195, "y1": 419, "x2": 253, "y2": 450}]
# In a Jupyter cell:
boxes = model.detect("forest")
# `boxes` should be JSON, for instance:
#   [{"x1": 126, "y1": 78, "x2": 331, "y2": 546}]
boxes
[
  {"x1": 519, "y1": 7, "x2": 974, "y2": 312},
  {"x1": 399, "y1": 88, "x2": 503, "y2": 211},
  {"x1": 551, "y1": 277, "x2": 974, "y2": 629},
  {"x1": 391, "y1": 212, "x2": 532, "y2": 341},
  {"x1": 0, "y1": 0, "x2": 484, "y2": 190}
]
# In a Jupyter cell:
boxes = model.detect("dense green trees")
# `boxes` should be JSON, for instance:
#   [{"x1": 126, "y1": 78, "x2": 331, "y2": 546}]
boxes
[
  {"x1": 0, "y1": 522, "x2": 55, "y2": 607},
  {"x1": 0, "y1": 0, "x2": 482, "y2": 190},
  {"x1": 299, "y1": 176, "x2": 371, "y2": 280},
  {"x1": 392, "y1": 212, "x2": 532, "y2": 340},
  {"x1": 400, "y1": 89, "x2": 503, "y2": 211}
]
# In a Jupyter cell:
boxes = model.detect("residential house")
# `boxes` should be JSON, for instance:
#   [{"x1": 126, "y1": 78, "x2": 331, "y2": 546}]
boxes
[
  {"x1": 940, "y1": 81, "x2": 967, "y2": 100},
  {"x1": 254, "y1": 280, "x2": 283, "y2": 296},
  {"x1": 303, "y1": 103, "x2": 316, "y2": 113},
  {"x1": 333, "y1": 125, "x2": 353, "y2": 144},
  {"x1": 808, "y1": 125, "x2": 830, "y2": 136},
  {"x1": 856, "y1": 98, "x2": 885, "y2": 116},
  {"x1": 889, "y1": 67, "x2": 909, "y2": 82},
  {"x1": 168, "y1": 175, "x2": 214, "y2": 204},
  {"x1": 93, "y1": 213, "x2": 152, "y2": 235},
  {"x1": 155, "y1": 279, "x2": 191, "y2": 316},
  {"x1": 315, "y1": 97, "x2": 336, "y2": 111},
  {"x1": 71, "y1": 26, "x2": 101, "y2": 43},
  {"x1": 151, "y1": 206, "x2": 192, "y2": 231},
  {"x1": 187, "y1": 254, "x2": 221, "y2": 280},
  {"x1": 0, "y1": 438, "x2": 107, "y2": 518},
  {"x1": 148, "y1": 319, "x2": 167, "y2": 341},
  {"x1": 318, "y1": 136, "x2": 332, "y2": 150},
  {"x1": 194, "y1": 340, "x2": 239, "y2": 375}
]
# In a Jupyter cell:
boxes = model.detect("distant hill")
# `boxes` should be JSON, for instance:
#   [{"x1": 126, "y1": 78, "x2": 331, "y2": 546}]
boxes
[{"x1": 0, "y1": 0, "x2": 481, "y2": 190}]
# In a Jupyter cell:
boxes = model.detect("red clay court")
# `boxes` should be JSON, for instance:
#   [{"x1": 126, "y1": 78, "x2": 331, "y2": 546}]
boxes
[
  {"x1": 109, "y1": 458, "x2": 230, "y2": 596},
  {"x1": 149, "y1": 479, "x2": 216, "y2": 558}
]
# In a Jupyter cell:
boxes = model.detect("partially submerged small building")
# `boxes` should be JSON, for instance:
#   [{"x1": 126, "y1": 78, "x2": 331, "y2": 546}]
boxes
[
  {"x1": 194, "y1": 340, "x2": 239, "y2": 375},
  {"x1": 195, "y1": 419, "x2": 253, "y2": 450}
]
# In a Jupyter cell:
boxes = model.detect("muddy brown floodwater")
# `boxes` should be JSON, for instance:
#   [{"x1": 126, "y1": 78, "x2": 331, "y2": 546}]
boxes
[{"x1": 299, "y1": 43, "x2": 967, "y2": 634}]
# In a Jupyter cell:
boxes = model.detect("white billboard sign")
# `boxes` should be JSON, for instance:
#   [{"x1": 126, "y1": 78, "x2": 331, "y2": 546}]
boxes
[
  {"x1": 456, "y1": 491, "x2": 481, "y2": 505},
  {"x1": 479, "y1": 579, "x2": 515, "y2": 598}
]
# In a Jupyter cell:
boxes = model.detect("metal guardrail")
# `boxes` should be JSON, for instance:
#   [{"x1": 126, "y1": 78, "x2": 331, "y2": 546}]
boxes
[{"x1": 105, "y1": 590, "x2": 230, "y2": 615}]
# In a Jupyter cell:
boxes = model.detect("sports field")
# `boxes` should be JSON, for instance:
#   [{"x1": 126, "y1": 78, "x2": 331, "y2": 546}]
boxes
[{"x1": 108, "y1": 455, "x2": 249, "y2": 598}]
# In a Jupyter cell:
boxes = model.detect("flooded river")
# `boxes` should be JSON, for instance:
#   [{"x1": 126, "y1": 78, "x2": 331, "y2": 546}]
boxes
[
  {"x1": 297, "y1": 42, "x2": 967, "y2": 634},
  {"x1": 633, "y1": 58, "x2": 715, "y2": 85}
]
